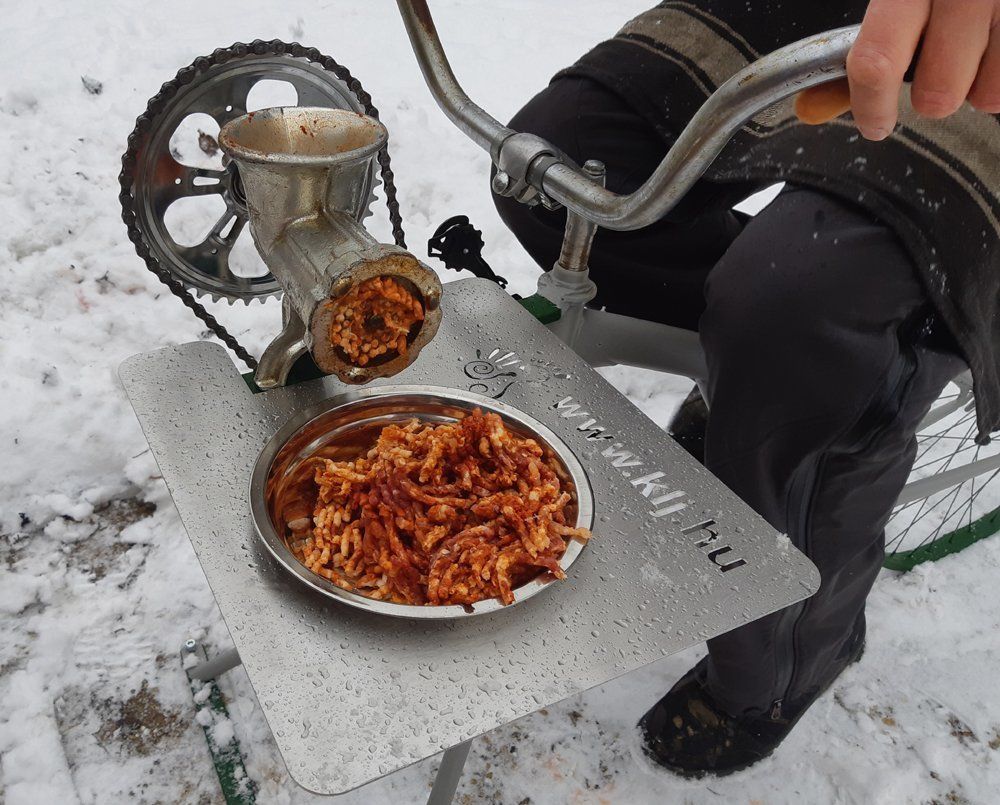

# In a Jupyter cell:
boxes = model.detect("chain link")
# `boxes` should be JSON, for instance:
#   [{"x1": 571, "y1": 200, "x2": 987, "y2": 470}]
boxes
[{"x1": 119, "y1": 39, "x2": 408, "y2": 371}]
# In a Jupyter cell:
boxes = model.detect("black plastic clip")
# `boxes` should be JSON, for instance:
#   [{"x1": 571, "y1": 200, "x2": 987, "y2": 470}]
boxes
[{"x1": 428, "y1": 215, "x2": 509, "y2": 289}]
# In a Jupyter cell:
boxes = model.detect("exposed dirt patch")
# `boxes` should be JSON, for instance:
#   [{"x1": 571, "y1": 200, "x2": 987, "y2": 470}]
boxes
[
  {"x1": 929, "y1": 790, "x2": 971, "y2": 805},
  {"x1": 68, "y1": 497, "x2": 155, "y2": 582},
  {"x1": 55, "y1": 681, "x2": 218, "y2": 803},
  {"x1": 174, "y1": 781, "x2": 217, "y2": 805},
  {"x1": 868, "y1": 704, "x2": 898, "y2": 728},
  {"x1": 947, "y1": 715, "x2": 979, "y2": 747},
  {"x1": 99, "y1": 497, "x2": 157, "y2": 530},
  {"x1": 79, "y1": 539, "x2": 133, "y2": 581},
  {"x1": 0, "y1": 631, "x2": 34, "y2": 679},
  {"x1": 454, "y1": 707, "x2": 626, "y2": 804},
  {"x1": 0, "y1": 529, "x2": 30, "y2": 570},
  {"x1": 94, "y1": 680, "x2": 186, "y2": 756}
]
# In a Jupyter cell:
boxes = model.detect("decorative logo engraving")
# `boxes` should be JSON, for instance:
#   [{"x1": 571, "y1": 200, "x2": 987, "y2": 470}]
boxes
[
  {"x1": 463, "y1": 347, "x2": 564, "y2": 398},
  {"x1": 682, "y1": 520, "x2": 748, "y2": 573},
  {"x1": 552, "y1": 395, "x2": 749, "y2": 574},
  {"x1": 463, "y1": 348, "x2": 519, "y2": 398}
]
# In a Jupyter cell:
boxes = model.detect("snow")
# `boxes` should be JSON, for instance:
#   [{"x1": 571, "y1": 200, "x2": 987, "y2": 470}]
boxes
[{"x1": 2, "y1": 1, "x2": 1000, "y2": 803}]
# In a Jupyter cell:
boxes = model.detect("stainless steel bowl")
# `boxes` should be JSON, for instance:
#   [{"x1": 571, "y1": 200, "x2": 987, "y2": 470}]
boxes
[{"x1": 249, "y1": 385, "x2": 594, "y2": 619}]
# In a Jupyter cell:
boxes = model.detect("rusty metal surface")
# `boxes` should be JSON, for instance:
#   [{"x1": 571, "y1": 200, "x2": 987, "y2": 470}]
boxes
[{"x1": 119, "y1": 278, "x2": 818, "y2": 795}]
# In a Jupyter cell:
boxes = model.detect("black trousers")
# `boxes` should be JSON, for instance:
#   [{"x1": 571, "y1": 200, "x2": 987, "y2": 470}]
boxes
[{"x1": 495, "y1": 76, "x2": 965, "y2": 716}]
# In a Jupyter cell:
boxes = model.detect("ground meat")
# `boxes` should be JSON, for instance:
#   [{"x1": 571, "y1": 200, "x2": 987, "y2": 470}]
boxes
[
  {"x1": 286, "y1": 409, "x2": 590, "y2": 606},
  {"x1": 327, "y1": 276, "x2": 424, "y2": 366}
]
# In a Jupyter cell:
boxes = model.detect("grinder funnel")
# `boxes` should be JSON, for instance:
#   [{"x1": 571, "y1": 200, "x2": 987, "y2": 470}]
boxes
[{"x1": 219, "y1": 107, "x2": 441, "y2": 384}]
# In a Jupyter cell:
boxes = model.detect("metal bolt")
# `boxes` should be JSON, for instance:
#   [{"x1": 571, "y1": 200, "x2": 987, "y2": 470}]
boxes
[
  {"x1": 183, "y1": 638, "x2": 198, "y2": 653},
  {"x1": 330, "y1": 275, "x2": 352, "y2": 297},
  {"x1": 491, "y1": 170, "x2": 513, "y2": 196},
  {"x1": 582, "y1": 159, "x2": 607, "y2": 181}
]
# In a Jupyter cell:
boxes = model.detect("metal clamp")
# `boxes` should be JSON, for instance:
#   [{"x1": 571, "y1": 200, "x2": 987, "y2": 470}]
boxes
[
  {"x1": 183, "y1": 639, "x2": 243, "y2": 681},
  {"x1": 493, "y1": 132, "x2": 562, "y2": 209}
]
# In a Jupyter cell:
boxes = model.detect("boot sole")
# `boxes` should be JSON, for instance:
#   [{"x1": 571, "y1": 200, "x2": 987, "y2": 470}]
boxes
[{"x1": 641, "y1": 638, "x2": 866, "y2": 779}]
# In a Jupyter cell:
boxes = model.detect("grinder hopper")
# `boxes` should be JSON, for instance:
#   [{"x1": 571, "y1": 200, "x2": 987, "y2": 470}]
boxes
[{"x1": 219, "y1": 107, "x2": 442, "y2": 387}]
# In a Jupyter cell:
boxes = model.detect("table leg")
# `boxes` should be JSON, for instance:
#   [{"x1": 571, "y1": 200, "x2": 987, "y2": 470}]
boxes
[
  {"x1": 181, "y1": 641, "x2": 256, "y2": 802},
  {"x1": 427, "y1": 739, "x2": 472, "y2": 805},
  {"x1": 185, "y1": 643, "x2": 243, "y2": 681}
]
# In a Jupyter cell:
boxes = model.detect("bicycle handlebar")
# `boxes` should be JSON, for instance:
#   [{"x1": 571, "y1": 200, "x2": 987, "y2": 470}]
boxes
[{"x1": 397, "y1": 0, "x2": 859, "y2": 231}]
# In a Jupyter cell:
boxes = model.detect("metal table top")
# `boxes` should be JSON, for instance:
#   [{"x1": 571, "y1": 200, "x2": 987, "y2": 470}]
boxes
[{"x1": 120, "y1": 278, "x2": 819, "y2": 795}]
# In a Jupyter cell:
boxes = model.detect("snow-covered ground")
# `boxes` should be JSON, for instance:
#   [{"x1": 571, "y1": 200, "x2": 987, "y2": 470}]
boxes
[{"x1": 2, "y1": 1, "x2": 1000, "y2": 803}]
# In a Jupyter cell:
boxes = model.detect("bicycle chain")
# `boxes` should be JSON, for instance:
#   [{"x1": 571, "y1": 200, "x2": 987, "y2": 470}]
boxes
[{"x1": 119, "y1": 39, "x2": 408, "y2": 371}]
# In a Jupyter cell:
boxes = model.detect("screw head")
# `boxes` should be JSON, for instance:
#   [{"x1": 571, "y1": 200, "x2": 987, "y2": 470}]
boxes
[
  {"x1": 491, "y1": 170, "x2": 513, "y2": 195},
  {"x1": 183, "y1": 639, "x2": 198, "y2": 653}
]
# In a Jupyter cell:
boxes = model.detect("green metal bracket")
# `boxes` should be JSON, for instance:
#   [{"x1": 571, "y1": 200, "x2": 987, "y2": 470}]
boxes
[{"x1": 518, "y1": 293, "x2": 561, "y2": 325}]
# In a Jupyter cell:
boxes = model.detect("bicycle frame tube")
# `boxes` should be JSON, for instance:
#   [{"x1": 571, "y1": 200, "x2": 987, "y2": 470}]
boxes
[
  {"x1": 569, "y1": 308, "x2": 708, "y2": 381},
  {"x1": 396, "y1": 0, "x2": 858, "y2": 230}
]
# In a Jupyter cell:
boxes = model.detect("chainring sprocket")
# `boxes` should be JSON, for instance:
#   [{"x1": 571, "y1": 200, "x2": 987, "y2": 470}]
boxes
[{"x1": 119, "y1": 39, "x2": 407, "y2": 368}]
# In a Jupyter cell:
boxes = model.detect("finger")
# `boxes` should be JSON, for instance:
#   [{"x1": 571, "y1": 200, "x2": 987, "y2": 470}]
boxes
[
  {"x1": 912, "y1": 0, "x2": 992, "y2": 118},
  {"x1": 968, "y1": 20, "x2": 1000, "y2": 112},
  {"x1": 847, "y1": 0, "x2": 930, "y2": 140},
  {"x1": 796, "y1": 79, "x2": 852, "y2": 124}
]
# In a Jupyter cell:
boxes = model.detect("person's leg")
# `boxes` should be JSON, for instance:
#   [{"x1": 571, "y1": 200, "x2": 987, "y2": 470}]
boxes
[
  {"x1": 702, "y1": 186, "x2": 962, "y2": 714},
  {"x1": 641, "y1": 186, "x2": 964, "y2": 776},
  {"x1": 499, "y1": 75, "x2": 965, "y2": 775},
  {"x1": 493, "y1": 76, "x2": 749, "y2": 331}
]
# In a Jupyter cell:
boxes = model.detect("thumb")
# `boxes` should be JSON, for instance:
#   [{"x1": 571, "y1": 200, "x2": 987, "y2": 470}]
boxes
[{"x1": 795, "y1": 78, "x2": 852, "y2": 124}]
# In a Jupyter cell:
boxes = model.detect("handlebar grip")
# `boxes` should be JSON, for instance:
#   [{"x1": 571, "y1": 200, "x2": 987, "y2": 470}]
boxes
[
  {"x1": 796, "y1": 79, "x2": 852, "y2": 124},
  {"x1": 795, "y1": 40, "x2": 922, "y2": 125}
]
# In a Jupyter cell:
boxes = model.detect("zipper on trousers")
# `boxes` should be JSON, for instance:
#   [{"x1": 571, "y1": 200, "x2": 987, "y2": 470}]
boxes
[
  {"x1": 769, "y1": 453, "x2": 823, "y2": 713},
  {"x1": 774, "y1": 331, "x2": 918, "y2": 713}
]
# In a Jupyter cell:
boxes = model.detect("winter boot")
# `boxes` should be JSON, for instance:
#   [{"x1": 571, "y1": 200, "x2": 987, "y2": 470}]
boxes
[{"x1": 639, "y1": 625, "x2": 865, "y2": 777}]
